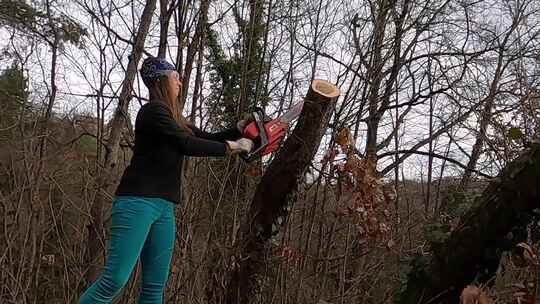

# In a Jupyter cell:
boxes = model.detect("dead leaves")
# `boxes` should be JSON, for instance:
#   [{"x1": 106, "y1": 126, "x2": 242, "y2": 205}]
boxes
[
  {"x1": 334, "y1": 128, "x2": 354, "y2": 153},
  {"x1": 326, "y1": 128, "x2": 396, "y2": 248}
]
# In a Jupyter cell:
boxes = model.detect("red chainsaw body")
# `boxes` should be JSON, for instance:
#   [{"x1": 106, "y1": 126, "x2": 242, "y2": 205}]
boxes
[
  {"x1": 239, "y1": 101, "x2": 303, "y2": 162},
  {"x1": 243, "y1": 118, "x2": 288, "y2": 156}
]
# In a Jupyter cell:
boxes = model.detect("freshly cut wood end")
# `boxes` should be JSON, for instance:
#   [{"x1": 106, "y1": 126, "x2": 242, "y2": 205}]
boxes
[{"x1": 311, "y1": 79, "x2": 340, "y2": 98}]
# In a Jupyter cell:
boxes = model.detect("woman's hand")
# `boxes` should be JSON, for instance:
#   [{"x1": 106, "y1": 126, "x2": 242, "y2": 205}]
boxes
[{"x1": 226, "y1": 138, "x2": 254, "y2": 155}]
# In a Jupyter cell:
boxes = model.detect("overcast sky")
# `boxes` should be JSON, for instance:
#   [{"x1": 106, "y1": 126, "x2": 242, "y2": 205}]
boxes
[{"x1": 2, "y1": 0, "x2": 538, "y2": 181}]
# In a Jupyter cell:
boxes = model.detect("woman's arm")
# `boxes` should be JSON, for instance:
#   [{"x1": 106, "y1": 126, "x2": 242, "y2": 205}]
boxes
[
  {"x1": 188, "y1": 124, "x2": 242, "y2": 143},
  {"x1": 138, "y1": 103, "x2": 229, "y2": 157}
]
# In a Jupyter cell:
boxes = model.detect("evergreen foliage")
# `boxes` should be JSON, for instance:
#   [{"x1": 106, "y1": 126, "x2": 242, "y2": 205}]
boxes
[
  {"x1": 0, "y1": 62, "x2": 28, "y2": 141},
  {"x1": 0, "y1": 0, "x2": 87, "y2": 47},
  {"x1": 203, "y1": 0, "x2": 268, "y2": 129}
]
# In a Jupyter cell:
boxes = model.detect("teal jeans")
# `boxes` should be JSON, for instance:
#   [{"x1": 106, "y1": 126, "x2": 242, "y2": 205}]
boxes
[{"x1": 79, "y1": 196, "x2": 176, "y2": 304}]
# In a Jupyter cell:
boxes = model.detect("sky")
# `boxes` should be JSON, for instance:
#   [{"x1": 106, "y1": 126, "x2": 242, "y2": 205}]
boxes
[{"x1": 2, "y1": 0, "x2": 537, "y2": 182}]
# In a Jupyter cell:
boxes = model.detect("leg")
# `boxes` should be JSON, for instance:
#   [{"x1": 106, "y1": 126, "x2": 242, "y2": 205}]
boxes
[
  {"x1": 139, "y1": 199, "x2": 176, "y2": 304},
  {"x1": 79, "y1": 197, "x2": 161, "y2": 304}
]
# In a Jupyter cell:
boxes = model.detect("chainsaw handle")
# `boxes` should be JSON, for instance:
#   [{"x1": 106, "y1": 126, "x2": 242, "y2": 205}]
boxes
[
  {"x1": 240, "y1": 110, "x2": 268, "y2": 162},
  {"x1": 251, "y1": 107, "x2": 272, "y2": 122}
]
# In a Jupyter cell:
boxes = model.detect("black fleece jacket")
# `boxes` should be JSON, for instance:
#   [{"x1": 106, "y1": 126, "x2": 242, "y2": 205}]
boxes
[{"x1": 115, "y1": 101, "x2": 241, "y2": 204}]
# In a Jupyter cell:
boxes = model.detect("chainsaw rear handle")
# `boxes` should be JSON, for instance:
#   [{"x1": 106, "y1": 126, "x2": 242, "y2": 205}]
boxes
[{"x1": 240, "y1": 110, "x2": 269, "y2": 162}]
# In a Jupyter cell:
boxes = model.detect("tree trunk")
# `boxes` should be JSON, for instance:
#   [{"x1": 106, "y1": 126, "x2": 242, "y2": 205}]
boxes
[
  {"x1": 459, "y1": 48, "x2": 505, "y2": 191},
  {"x1": 459, "y1": 10, "x2": 521, "y2": 191},
  {"x1": 238, "y1": 0, "x2": 265, "y2": 114},
  {"x1": 180, "y1": 0, "x2": 209, "y2": 105},
  {"x1": 364, "y1": 0, "x2": 391, "y2": 160},
  {"x1": 157, "y1": 0, "x2": 174, "y2": 57},
  {"x1": 225, "y1": 80, "x2": 340, "y2": 304},
  {"x1": 399, "y1": 142, "x2": 540, "y2": 304},
  {"x1": 85, "y1": 0, "x2": 157, "y2": 285}
]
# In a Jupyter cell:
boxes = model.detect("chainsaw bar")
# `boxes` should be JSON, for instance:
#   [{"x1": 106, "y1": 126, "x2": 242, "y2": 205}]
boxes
[{"x1": 278, "y1": 100, "x2": 304, "y2": 124}]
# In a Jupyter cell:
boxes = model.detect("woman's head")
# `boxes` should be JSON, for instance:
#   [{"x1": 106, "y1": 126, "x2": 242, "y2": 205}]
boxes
[{"x1": 140, "y1": 57, "x2": 187, "y2": 128}]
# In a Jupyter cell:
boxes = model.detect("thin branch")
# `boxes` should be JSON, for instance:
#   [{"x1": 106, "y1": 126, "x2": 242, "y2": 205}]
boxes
[{"x1": 377, "y1": 150, "x2": 493, "y2": 179}]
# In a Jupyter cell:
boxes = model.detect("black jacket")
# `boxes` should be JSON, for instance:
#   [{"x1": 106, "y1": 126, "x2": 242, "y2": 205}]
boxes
[{"x1": 115, "y1": 101, "x2": 241, "y2": 204}]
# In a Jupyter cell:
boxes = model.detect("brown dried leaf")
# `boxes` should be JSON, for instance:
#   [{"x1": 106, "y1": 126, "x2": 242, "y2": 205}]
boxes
[
  {"x1": 460, "y1": 285, "x2": 493, "y2": 304},
  {"x1": 335, "y1": 128, "x2": 353, "y2": 151},
  {"x1": 331, "y1": 130, "x2": 393, "y2": 248},
  {"x1": 344, "y1": 157, "x2": 363, "y2": 174},
  {"x1": 477, "y1": 291, "x2": 492, "y2": 304}
]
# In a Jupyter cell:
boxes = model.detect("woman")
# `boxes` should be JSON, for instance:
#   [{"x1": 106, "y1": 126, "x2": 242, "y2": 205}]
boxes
[{"x1": 79, "y1": 57, "x2": 253, "y2": 304}]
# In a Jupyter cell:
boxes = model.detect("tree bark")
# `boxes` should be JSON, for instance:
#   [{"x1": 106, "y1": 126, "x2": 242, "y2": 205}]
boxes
[
  {"x1": 85, "y1": 0, "x2": 157, "y2": 285},
  {"x1": 158, "y1": 0, "x2": 175, "y2": 57},
  {"x1": 459, "y1": 7, "x2": 522, "y2": 191},
  {"x1": 364, "y1": 1, "x2": 390, "y2": 160},
  {"x1": 459, "y1": 47, "x2": 505, "y2": 191},
  {"x1": 399, "y1": 142, "x2": 540, "y2": 304},
  {"x1": 180, "y1": 0, "x2": 209, "y2": 106},
  {"x1": 225, "y1": 80, "x2": 340, "y2": 304}
]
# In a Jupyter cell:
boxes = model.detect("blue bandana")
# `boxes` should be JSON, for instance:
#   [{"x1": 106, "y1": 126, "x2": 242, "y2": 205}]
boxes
[{"x1": 140, "y1": 57, "x2": 176, "y2": 83}]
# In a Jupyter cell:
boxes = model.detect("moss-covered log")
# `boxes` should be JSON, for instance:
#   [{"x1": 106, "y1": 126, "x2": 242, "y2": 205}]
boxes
[
  {"x1": 399, "y1": 142, "x2": 540, "y2": 304},
  {"x1": 225, "y1": 80, "x2": 340, "y2": 304}
]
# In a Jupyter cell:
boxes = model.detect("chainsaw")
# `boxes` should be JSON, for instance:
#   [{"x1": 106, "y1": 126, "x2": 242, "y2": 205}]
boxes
[{"x1": 240, "y1": 101, "x2": 304, "y2": 162}]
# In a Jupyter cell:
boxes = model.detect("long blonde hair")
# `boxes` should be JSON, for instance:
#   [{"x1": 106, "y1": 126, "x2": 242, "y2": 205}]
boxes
[{"x1": 147, "y1": 75, "x2": 194, "y2": 135}]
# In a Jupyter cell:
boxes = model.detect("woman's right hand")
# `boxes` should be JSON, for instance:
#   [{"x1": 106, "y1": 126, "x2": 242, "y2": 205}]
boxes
[{"x1": 226, "y1": 138, "x2": 254, "y2": 155}]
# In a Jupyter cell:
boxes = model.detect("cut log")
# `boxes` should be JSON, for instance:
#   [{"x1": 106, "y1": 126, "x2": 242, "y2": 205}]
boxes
[
  {"x1": 225, "y1": 79, "x2": 340, "y2": 304},
  {"x1": 399, "y1": 142, "x2": 540, "y2": 304}
]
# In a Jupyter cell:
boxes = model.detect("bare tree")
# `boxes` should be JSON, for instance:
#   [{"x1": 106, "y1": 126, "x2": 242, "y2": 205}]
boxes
[{"x1": 84, "y1": 0, "x2": 158, "y2": 284}]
